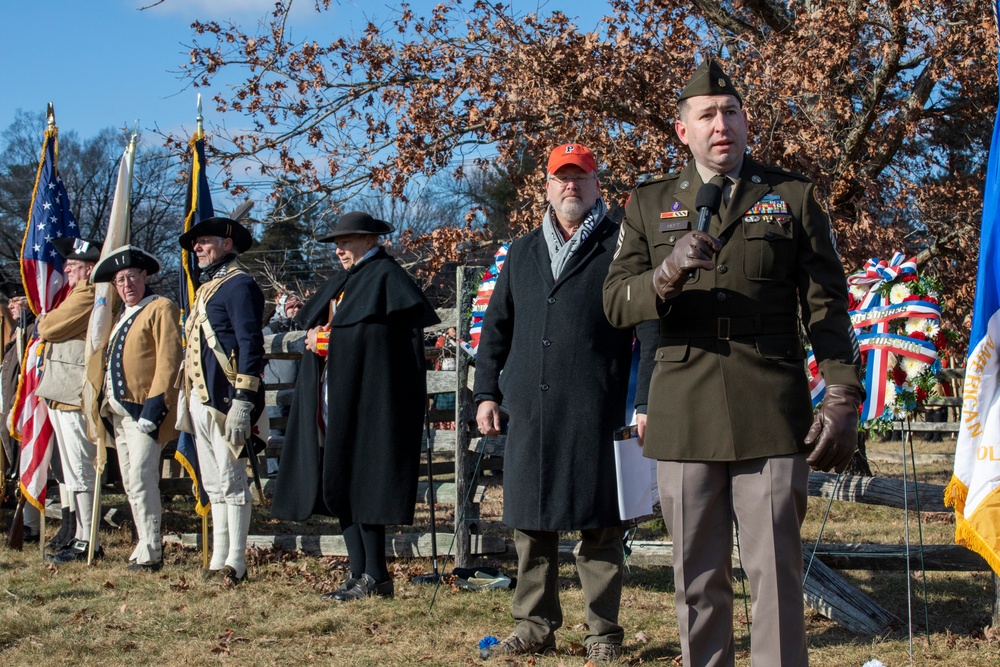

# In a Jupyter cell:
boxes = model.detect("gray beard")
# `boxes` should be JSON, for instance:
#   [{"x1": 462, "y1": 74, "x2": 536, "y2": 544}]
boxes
[{"x1": 554, "y1": 199, "x2": 589, "y2": 223}]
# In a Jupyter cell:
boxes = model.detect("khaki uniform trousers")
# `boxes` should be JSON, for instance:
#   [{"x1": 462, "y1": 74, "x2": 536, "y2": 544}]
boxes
[
  {"x1": 657, "y1": 453, "x2": 810, "y2": 667},
  {"x1": 511, "y1": 527, "x2": 624, "y2": 646}
]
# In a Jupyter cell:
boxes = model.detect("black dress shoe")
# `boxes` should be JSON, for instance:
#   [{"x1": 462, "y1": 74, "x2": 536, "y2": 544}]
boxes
[
  {"x1": 44, "y1": 539, "x2": 104, "y2": 564},
  {"x1": 320, "y1": 576, "x2": 359, "y2": 600},
  {"x1": 201, "y1": 567, "x2": 222, "y2": 580},
  {"x1": 128, "y1": 561, "x2": 163, "y2": 573},
  {"x1": 218, "y1": 565, "x2": 247, "y2": 586},
  {"x1": 22, "y1": 525, "x2": 40, "y2": 544},
  {"x1": 331, "y1": 573, "x2": 393, "y2": 602}
]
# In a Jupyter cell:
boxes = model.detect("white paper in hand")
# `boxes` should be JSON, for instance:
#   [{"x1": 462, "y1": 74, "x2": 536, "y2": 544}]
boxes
[{"x1": 613, "y1": 425, "x2": 657, "y2": 521}]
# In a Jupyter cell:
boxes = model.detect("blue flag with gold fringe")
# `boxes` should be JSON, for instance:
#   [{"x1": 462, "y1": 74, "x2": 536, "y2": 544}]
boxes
[{"x1": 174, "y1": 128, "x2": 214, "y2": 517}]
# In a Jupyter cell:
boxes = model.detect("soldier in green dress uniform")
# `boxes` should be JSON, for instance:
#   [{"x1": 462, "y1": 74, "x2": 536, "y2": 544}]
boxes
[{"x1": 603, "y1": 58, "x2": 864, "y2": 667}]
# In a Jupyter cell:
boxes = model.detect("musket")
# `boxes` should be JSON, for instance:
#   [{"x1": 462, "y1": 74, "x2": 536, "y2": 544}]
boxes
[
  {"x1": 245, "y1": 437, "x2": 266, "y2": 506},
  {"x1": 6, "y1": 494, "x2": 25, "y2": 551},
  {"x1": 3, "y1": 307, "x2": 29, "y2": 548},
  {"x1": 86, "y1": 477, "x2": 101, "y2": 565},
  {"x1": 0, "y1": 430, "x2": 6, "y2": 534}
]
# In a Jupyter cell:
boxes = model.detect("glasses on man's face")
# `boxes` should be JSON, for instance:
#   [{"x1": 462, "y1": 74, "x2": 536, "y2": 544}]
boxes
[
  {"x1": 549, "y1": 174, "x2": 595, "y2": 187},
  {"x1": 113, "y1": 273, "x2": 142, "y2": 287}
]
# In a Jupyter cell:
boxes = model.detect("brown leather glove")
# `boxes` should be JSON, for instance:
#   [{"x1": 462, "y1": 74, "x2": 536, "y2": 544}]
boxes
[
  {"x1": 805, "y1": 384, "x2": 863, "y2": 472},
  {"x1": 652, "y1": 231, "x2": 722, "y2": 300}
]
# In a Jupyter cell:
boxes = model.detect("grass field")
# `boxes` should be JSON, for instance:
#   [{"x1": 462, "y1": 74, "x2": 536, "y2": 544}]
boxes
[{"x1": 2, "y1": 435, "x2": 999, "y2": 666}]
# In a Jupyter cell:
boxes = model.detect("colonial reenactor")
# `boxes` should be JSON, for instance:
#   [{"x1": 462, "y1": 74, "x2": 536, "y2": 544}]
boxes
[
  {"x1": 272, "y1": 212, "x2": 440, "y2": 602},
  {"x1": 92, "y1": 246, "x2": 182, "y2": 572},
  {"x1": 178, "y1": 217, "x2": 265, "y2": 586},
  {"x1": 603, "y1": 58, "x2": 864, "y2": 666},
  {"x1": 37, "y1": 237, "x2": 103, "y2": 563},
  {"x1": 474, "y1": 145, "x2": 637, "y2": 665}
]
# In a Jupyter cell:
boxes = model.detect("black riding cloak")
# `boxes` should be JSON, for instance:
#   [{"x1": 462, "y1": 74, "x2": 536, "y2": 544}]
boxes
[{"x1": 271, "y1": 248, "x2": 440, "y2": 524}]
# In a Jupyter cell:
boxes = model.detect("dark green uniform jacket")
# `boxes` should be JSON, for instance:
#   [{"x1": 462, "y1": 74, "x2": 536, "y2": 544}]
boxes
[{"x1": 604, "y1": 157, "x2": 862, "y2": 462}]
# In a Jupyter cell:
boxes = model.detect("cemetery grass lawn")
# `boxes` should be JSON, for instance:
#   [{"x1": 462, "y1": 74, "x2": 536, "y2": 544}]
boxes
[{"x1": 3, "y1": 435, "x2": 999, "y2": 665}]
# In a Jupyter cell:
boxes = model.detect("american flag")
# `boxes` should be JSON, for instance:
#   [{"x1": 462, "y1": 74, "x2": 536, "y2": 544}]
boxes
[
  {"x1": 12, "y1": 124, "x2": 80, "y2": 510},
  {"x1": 21, "y1": 128, "x2": 78, "y2": 315}
]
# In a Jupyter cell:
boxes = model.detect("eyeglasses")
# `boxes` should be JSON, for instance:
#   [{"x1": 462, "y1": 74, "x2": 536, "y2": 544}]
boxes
[
  {"x1": 548, "y1": 174, "x2": 595, "y2": 186},
  {"x1": 113, "y1": 273, "x2": 142, "y2": 286}
]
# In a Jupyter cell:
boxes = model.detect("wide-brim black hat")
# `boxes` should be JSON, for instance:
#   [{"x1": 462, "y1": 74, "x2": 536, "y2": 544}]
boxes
[
  {"x1": 317, "y1": 211, "x2": 395, "y2": 243},
  {"x1": 92, "y1": 245, "x2": 161, "y2": 283},
  {"x1": 178, "y1": 216, "x2": 254, "y2": 253},
  {"x1": 52, "y1": 237, "x2": 103, "y2": 263}
]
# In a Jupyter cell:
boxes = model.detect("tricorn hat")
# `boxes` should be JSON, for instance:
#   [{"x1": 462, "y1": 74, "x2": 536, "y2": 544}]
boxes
[
  {"x1": 92, "y1": 245, "x2": 161, "y2": 283},
  {"x1": 678, "y1": 58, "x2": 742, "y2": 105},
  {"x1": 52, "y1": 237, "x2": 103, "y2": 263},
  {"x1": 178, "y1": 216, "x2": 254, "y2": 253},
  {"x1": 317, "y1": 211, "x2": 395, "y2": 243}
]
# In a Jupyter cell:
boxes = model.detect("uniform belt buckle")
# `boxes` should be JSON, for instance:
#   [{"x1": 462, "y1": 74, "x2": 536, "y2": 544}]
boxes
[{"x1": 718, "y1": 317, "x2": 731, "y2": 340}]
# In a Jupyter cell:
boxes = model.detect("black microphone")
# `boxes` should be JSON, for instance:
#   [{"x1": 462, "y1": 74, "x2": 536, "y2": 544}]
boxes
[
  {"x1": 688, "y1": 181, "x2": 724, "y2": 280},
  {"x1": 695, "y1": 181, "x2": 724, "y2": 233}
]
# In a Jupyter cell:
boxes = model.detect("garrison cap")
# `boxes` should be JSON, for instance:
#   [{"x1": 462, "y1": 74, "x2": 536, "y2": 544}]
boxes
[
  {"x1": 678, "y1": 58, "x2": 742, "y2": 106},
  {"x1": 91, "y1": 245, "x2": 161, "y2": 283}
]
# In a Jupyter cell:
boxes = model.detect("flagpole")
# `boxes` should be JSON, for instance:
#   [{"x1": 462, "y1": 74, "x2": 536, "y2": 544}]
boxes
[
  {"x1": 14, "y1": 101, "x2": 77, "y2": 556},
  {"x1": 87, "y1": 127, "x2": 139, "y2": 566},
  {"x1": 197, "y1": 93, "x2": 210, "y2": 570},
  {"x1": 186, "y1": 94, "x2": 212, "y2": 569},
  {"x1": 87, "y1": 479, "x2": 100, "y2": 565},
  {"x1": 202, "y1": 514, "x2": 209, "y2": 569}
]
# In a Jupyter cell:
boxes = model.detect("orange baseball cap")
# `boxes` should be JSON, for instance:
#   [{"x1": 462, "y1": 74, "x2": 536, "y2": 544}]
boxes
[{"x1": 547, "y1": 143, "x2": 598, "y2": 175}]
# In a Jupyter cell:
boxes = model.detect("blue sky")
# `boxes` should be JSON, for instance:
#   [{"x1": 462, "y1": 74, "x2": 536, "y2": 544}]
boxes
[{"x1": 1, "y1": 0, "x2": 611, "y2": 142}]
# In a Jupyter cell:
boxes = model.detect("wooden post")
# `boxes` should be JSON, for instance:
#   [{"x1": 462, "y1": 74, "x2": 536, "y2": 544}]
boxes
[
  {"x1": 454, "y1": 266, "x2": 479, "y2": 568},
  {"x1": 994, "y1": 573, "x2": 1000, "y2": 627}
]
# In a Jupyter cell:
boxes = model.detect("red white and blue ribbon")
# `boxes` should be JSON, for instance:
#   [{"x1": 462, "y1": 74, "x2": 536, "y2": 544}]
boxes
[
  {"x1": 849, "y1": 300, "x2": 939, "y2": 329},
  {"x1": 847, "y1": 253, "x2": 918, "y2": 290},
  {"x1": 466, "y1": 244, "x2": 508, "y2": 357},
  {"x1": 810, "y1": 253, "x2": 940, "y2": 423}
]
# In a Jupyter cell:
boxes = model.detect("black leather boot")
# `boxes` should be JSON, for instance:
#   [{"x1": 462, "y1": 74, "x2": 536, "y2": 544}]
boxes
[{"x1": 45, "y1": 508, "x2": 75, "y2": 555}]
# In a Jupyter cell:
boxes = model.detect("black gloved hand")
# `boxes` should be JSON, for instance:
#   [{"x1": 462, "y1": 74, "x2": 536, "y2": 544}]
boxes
[
  {"x1": 652, "y1": 231, "x2": 722, "y2": 300},
  {"x1": 805, "y1": 384, "x2": 863, "y2": 472}
]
